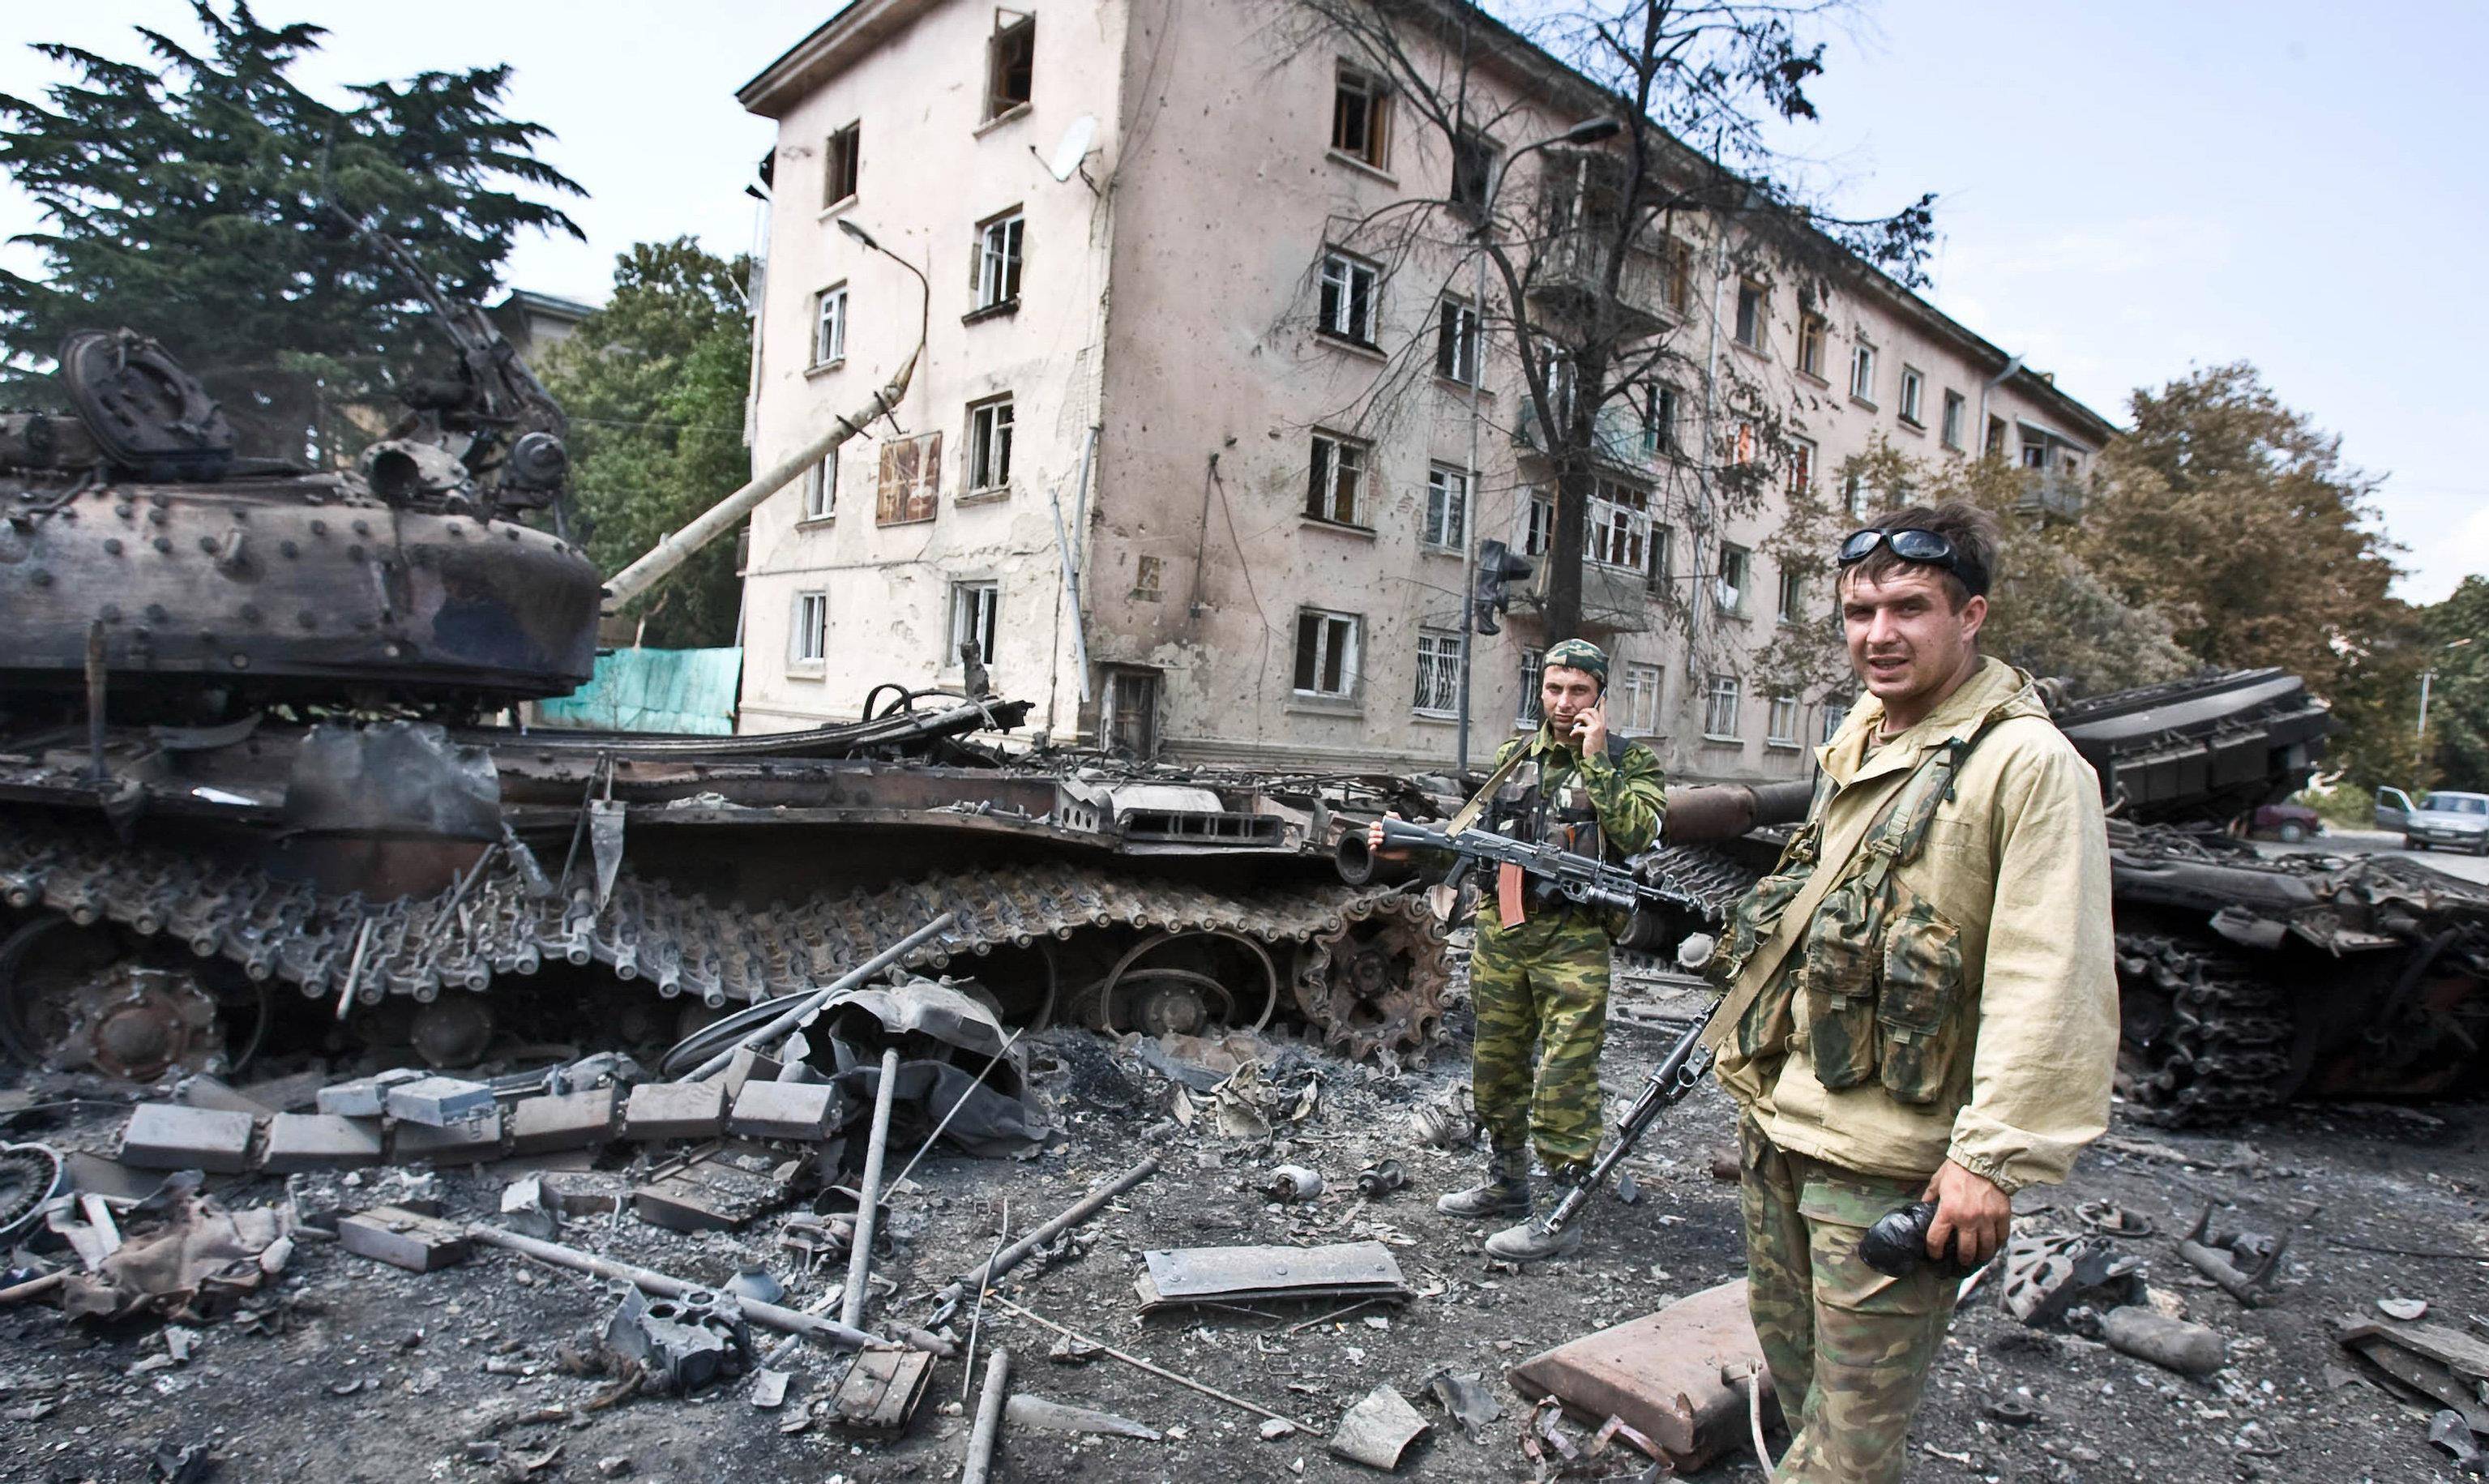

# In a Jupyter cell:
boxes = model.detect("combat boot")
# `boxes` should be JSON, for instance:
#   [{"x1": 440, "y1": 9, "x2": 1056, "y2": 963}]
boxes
[
  {"x1": 1436, "y1": 1142, "x2": 1531, "y2": 1220},
  {"x1": 1483, "y1": 1165, "x2": 1587, "y2": 1260}
]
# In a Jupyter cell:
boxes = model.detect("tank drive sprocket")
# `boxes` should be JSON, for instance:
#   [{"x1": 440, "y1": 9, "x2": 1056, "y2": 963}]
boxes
[{"x1": 1292, "y1": 894, "x2": 1454, "y2": 1067}]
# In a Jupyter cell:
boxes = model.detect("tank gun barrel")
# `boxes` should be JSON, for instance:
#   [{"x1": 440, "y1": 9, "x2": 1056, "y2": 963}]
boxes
[{"x1": 602, "y1": 347, "x2": 920, "y2": 614}]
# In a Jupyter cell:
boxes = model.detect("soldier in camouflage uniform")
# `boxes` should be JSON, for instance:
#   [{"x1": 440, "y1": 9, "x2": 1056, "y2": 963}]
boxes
[
  {"x1": 1703, "y1": 505, "x2": 2116, "y2": 1482},
  {"x1": 1371, "y1": 638, "x2": 1665, "y2": 1260}
]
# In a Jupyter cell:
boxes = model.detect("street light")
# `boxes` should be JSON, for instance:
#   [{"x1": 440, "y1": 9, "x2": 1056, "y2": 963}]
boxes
[
  {"x1": 2418, "y1": 636, "x2": 2475, "y2": 772},
  {"x1": 1456, "y1": 116, "x2": 1625, "y2": 776},
  {"x1": 838, "y1": 216, "x2": 930, "y2": 356}
]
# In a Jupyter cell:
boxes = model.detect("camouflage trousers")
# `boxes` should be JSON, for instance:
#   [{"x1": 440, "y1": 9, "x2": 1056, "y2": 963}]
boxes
[
  {"x1": 1469, "y1": 910, "x2": 1610, "y2": 1170},
  {"x1": 1739, "y1": 1116, "x2": 1952, "y2": 1483}
]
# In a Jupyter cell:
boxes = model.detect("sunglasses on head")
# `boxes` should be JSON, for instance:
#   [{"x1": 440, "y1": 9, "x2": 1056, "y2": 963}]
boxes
[{"x1": 1837, "y1": 527, "x2": 1989, "y2": 596}]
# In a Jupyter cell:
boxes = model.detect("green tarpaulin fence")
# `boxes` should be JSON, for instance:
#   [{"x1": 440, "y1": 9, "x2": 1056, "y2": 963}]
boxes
[{"x1": 537, "y1": 647, "x2": 742, "y2": 735}]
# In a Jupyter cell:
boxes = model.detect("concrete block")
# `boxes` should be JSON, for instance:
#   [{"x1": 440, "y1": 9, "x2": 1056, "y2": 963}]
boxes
[
  {"x1": 259, "y1": 1113, "x2": 385, "y2": 1173},
  {"x1": 623, "y1": 1081, "x2": 726, "y2": 1141},
  {"x1": 317, "y1": 1067, "x2": 423, "y2": 1118},
  {"x1": 338, "y1": 1204, "x2": 471, "y2": 1272},
  {"x1": 391, "y1": 1109, "x2": 505, "y2": 1165},
  {"x1": 385, "y1": 1076, "x2": 497, "y2": 1127},
  {"x1": 120, "y1": 1103, "x2": 255, "y2": 1173},
  {"x1": 728, "y1": 1080, "x2": 840, "y2": 1141},
  {"x1": 507, "y1": 1088, "x2": 618, "y2": 1157}
]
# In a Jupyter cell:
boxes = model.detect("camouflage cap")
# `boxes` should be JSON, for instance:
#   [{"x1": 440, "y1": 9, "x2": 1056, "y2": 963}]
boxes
[{"x1": 1542, "y1": 638, "x2": 1610, "y2": 685}]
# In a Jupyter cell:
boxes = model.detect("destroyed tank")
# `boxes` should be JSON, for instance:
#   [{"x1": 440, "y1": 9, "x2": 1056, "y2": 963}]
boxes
[
  {"x1": 1631, "y1": 669, "x2": 2489, "y2": 1124},
  {"x1": 0, "y1": 254, "x2": 1486, "y2": 1084}
]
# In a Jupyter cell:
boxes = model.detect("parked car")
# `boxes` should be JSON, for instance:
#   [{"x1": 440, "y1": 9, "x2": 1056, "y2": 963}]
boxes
[
  {"x1": 2376, "y1": 786, "x2": 2489, "y2": 854},
  {"x1": 2247, "y1": 802, "x2": 2324, "y2": 844}
]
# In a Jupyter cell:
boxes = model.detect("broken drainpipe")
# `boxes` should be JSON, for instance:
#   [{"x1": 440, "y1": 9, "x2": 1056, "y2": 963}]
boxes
[
  {"x1": 466, "y1": 1223, "x2": 950, "y2": 1357},
  {"x1": 840, "y1": 1046, "x2": 902, "y2": 1333},
  {"x1": 676, "y1": 912, "x2": 956, "y2": 1082},
  {"x1": 931, "y1": 1157, "x2": 1161, "y2": 1321}
]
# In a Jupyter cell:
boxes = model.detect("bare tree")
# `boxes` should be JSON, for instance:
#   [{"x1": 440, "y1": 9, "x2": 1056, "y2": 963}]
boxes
[{"x1": 1265, "y1": 0, "x2": 1935, "y2": 669}]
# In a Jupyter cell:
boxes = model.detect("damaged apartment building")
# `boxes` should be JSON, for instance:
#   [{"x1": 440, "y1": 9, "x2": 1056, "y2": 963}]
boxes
[{"x1": 730, "y1": 0, "x2": 2114, "y2": 780}]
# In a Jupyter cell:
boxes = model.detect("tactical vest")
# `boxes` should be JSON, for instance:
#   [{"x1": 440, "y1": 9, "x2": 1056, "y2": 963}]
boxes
[
  {"x1": 1478, "y1": 734, "x2": 1637, "y2": 928},
  {"x1": 1709, "y1": 722, "x2": 2002, "y2": 1106}
]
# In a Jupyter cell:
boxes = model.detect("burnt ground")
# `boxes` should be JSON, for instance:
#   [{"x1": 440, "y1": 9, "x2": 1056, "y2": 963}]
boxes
[{"x1": 2, "y1": 978, "x2": 2486, "y2": 1483}]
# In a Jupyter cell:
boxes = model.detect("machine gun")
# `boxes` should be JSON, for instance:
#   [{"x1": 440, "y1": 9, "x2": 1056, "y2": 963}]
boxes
[{"x1": 1363, "y1": 818, "x2": 1665, "y2": 915}]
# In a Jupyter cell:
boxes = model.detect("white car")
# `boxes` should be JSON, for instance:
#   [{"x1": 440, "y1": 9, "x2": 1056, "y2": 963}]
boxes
[{"x1": 2376, "y1": 787, "x2": 2489, "y2": 855}]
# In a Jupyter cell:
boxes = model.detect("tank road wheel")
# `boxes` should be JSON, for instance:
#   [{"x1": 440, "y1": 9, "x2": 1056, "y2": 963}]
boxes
[
  {"x1": 1294, "y1": 898, "x2": 1453, "y2": 1068},
  {"x1": 2113, "y1": 931, "x2": 2292, "y2": 1127},
  {"x1": 1091, "y1": 931, "x2": 1281, "y2": 1040},
  {"x1": 0, "y1": 915, "x2": 268, "y2": 1080}
]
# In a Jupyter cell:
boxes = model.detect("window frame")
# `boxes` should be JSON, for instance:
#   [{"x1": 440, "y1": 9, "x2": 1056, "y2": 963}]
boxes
[
  {"x1": 1641, "y1": 383, "x2": 1679, "y2": 458},
  {"x1": 1820, "y1": 695, "x2": 1850, "y2": 745},
  {"x1": 1412, "y1": 627, "x2": 1463, "y2": 716},
  {"x1": 1796, "y1": 312, "x2": 1828, "y2": 379},
  {"x1": 1733, "y1": 280, "x2": 1767, "y2": 349},
  {"x1": 1523, "y1": 490, "x2": 1553, "y2": 558},
  {"x1": 1657, "y1": 237, "x2": 1692, "y2": 316},
  {"x1": 1785, "y1": 436, "x2": 1815, "y2": 497},
  {"x1": 1422, "y1": 463, "x2": 1469, "y2": 551},
  {"x1": 823, "y1": 122, "x2": 862, "y2": 208},
  {"x1": 1898, "y1": 365, "x2": 1926, "y2": 426},
  {"x1": 802, "y1": 453, "x2": 837, "y2": 522},
  {"x1": 1849, "y1": 340, "x2": 1878, "y2": 406},
  {"x1": 1316, "y1": 248, "x2": 1381, "y2": 347},
  {"x1": 984, "y1": 14, "x2": 1036, "y2": 123},
  {"x1": 791, "y1": 590, "x2": 829, "y2": 666},
  {"x1": 1703, "y1": 673, "x2": 1743, "y2": 742},
  {"x1": 1648, "y1": 522, "x2": 1674, "y2": 594},
  {"x1": 812, "y1": 283, "x2": 848, "y2": 369},
  {"x1": 1305, "y1": 430, "x2": 1371, "y2": 528},
  {"x1": 1777, "y1": 567, "x2": 1806, "y2": 625},
  {"x1": 973, "y1": 209, "x2": 1024, "y2": 313},
  {"x1": 1716, "y1": 542, "x2": 1752, "y2": 615},
  {"x1": 964, "y1": 394, "x2": 1016, "y2": 495},
  {"x1": 1941, "y1": 390, "x2": 1967, "y2": 450},
  {"x1": 1767, "y1": 694, "x2": 1802, "y2": 747},
  {"x1": 1620, "y1": 661, "x2": 1663, "y2": 735},
  {"x1": 948, "y1": 579, "x2": 1002, "y2": 670},
  {"x1": 1330, "y1": 62, "x2": 1391, "y2": 169},
  {"x1": 1435, "y1": 296, "x2": 1480, "y2": 385},
  {"x1": 1292, "y1": 607, "x2": 1363, "y2": 700},
  {"x1": 1588, "y1": 478, "x2": 1653, "y2": 572},
  {"x1": 1516, "y1": 646, "x2": 1546, "y2": 727}
]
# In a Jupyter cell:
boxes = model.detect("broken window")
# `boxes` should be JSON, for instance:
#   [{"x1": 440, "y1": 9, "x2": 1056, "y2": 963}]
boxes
[
  {"x1": 875, "y1": 430, "x2": 941, "y2": 524},
  {"x1": 985, "y1": 14, "x2": 1035, "y2": 122},
  {"x1": 1412, "y1": 627, "x2": 1462, "y2": 715},
  {"x1": 1768, "y1": 694, "x2": 1800, "y2": 746},
  {"x1": 1317, "y1": 250, "x2": 1379, "y2": 344},
  {"x1": 1717, "y1": 544, "x2": 1751, "y2": 614},
  {"x1": 1131, "y1": 554, "x2": 1164, "y2": 601},
  {"x1": 974, "y1": 210, "x2": 1024, "y2": 310},
  {"x1": 803, "y1": 454, "x2": 836, "y2": 520},
  {"x1": 1786, "y1": 437, "x2": 1815, "y2": 496},
  {"x1": 814, "y1": 284, "x2": 847, "y2": 366},
  {"x1": 1732, "y1": 421, "x2": 1757, "y2": 466},
  {"x1": 1641, "y1": 383, "x2": 1679, "y2": 457},
  {"x1": 1849, "y1": 341, "x2": 1877, "y2": 404},
  {"x1": 966, "y1": 395, "x2": 1015, "y2": 492},
  {"x1": 1104, "y1": 669, "x2": 1159, "y2": 755},
  {"x1": 1516, "y1": 647, "x2": 1545, "y2": 725},
  {"x1": 1649, "y1": 523, "x2": 1674, "y2": 592},
  {"x1": 1796, "y1": 312, "x2": 1827, "y2": 378},
  {"x1": 1292, "y1": 609, "x2": 1362, "y2": 699},
  {"x1": 1423, "y1": 464, "x2": 1469, "y2": 550},
  {"x1": 950, "y1": 579, "x2": 1000, "y2": 668},
  {"x1": 1436, "y1": 297, "x2": 1480, "y2": 385},
  {"x1": 1986, "y1": 414, "x2": 2007, "y2": 456},
  {"x1": 1589, "y1": 480, "x2": 1650, "y2": 571},
  {"x1": 1537, "y1": 340, "x2": 1578, "y2": 426},
  {"x1": 1704, "y1": 674, "x2": 1743, "y2": 739},
  {"x1": 1450, "y1": 128, "x2": 1502, "y2": 219},
  {"x1": 1331, "y1": 64, "x2": 1389, "y2": 167},
  {"x1": 1306, "y1": 431, "x2": 1368, "y2": 525},
  {"x1": 1657, "y1": 237, "x2": 1692, "y2": 315},
  {"x1": 1734, "y1": 280, "x2": 1766, "y2": 349},
  {"x1": 1942, "y1": 390, "x2": 1967, "y2": 449},
  {"x1": 824, "y1": 122, "x2": 861, "y2": 206},
  {"x1": 1900, "y1": 366, "x2": 1925, "y2": 426},
  {"x1": 1523, "y1": 490, "x2": 1552, "y2": 558},
  {"x1": 792, "y1": 591, "x2": 828, "y2": 664},
  {"x1": 1777, "y1": 567, "x2": 1806, "y2": 624},
  {"x1": 1620, "y1": 663, "x2": 1661, "y2": 734}
]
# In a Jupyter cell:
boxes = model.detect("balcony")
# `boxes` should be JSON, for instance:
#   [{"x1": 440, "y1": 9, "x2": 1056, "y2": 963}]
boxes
[
  {"x1": 2016, "y1": 468, "x2": 2087, "y2": 521},
  {"x1": 1518, "y1": 552, "x2": 1661, "y2": 635},
  {"x1": 1513, "y1": 396, "x2": 1663, "y2": 474},
  {"x1": 1528, "y1": 233, "x2": 1670, "y2": 334}
]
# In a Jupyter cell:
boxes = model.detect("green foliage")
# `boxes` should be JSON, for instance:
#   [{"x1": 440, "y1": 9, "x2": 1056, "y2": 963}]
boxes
[
  {"x1": 2414, "y1": 576, "x2": 2489, "y2": 789},
  {"x1": 0, "y1": 2, "x2": 579, "y2": 455},
  {"x1": 539, "y1": 238, "x2": 752, "y2": 648}
]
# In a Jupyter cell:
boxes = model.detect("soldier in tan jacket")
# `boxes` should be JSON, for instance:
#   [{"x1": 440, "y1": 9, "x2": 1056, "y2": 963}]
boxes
[{"x1": 1703, "y1": 502, "x2": 2117, "y2": 1482}]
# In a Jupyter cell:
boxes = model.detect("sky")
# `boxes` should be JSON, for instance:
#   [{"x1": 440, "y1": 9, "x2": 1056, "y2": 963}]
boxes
[{"x1": 3, "y1": 1, "x2": 2483, "y2": 603}]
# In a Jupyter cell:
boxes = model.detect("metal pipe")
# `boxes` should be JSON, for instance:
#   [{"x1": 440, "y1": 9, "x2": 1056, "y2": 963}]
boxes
[
  {"x1": 961, "y1": 1346, "x2": 1011, "y2": 1484},
  {"x1": 678, "y1": 912, "x2": 955, "y2": 1081},
  {"x1": 933, "y1": 1156, "x2": 1160, "y2": 1311},
  {"x1": 464, "y1": 1222, "x2": 930, "y2": 1354},
  {"x1": 602, "y1": 347, "x2": 919, "y2": 612},
  {"x1": 840, "y1": 1046, "x2": 901, "y2": 1332},
  {"x1": 82, "y1": 620, "x2": 106, "y2": 783}
]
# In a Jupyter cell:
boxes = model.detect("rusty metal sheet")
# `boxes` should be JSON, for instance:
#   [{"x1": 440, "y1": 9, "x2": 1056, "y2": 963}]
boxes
[
  {"x1": 1136, "y1": 1241, "x2": 1408, "y2": 1311},
  {"x1": 1505, "y1": 1278, "x2": 1777, "y2": 1472}
]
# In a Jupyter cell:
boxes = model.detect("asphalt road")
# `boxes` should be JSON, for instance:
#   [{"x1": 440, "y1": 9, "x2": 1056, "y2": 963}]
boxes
[{"x1": 2255, "y1": 825, "x2": 2489, "y2": 883}]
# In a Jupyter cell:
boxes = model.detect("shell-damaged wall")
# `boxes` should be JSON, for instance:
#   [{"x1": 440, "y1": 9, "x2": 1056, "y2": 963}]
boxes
[{"x1": 738, "y1": 0, "x2": 1126, "y2": 741}]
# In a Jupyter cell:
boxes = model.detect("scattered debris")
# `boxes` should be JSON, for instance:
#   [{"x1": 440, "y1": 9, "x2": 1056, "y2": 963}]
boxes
[
  {"x1": 986, "y1": 1294, "x2": 1306, "y2": 1430},
  {"x1": 59, "y1": 1187, "x2": 289, "y2": 1322},
  {"x1": 932, "y1": 1157, "x2": 1160, "y2": 1318},
  {"x1": 2092, "y1": 1305, "x2": 2227, "y2": 1376},
  {"x1": 1426, "y1": 1371, "x2": 1502, "y2": 1439},
  {"x1": 960, "y1": 1347, "x2": 1010, "y2": 1484},
  {"x1": 1999, "y1": 1232, "x2": 2146, "y2": 1326},
  {"x1": 1135, "y1": 1241, "x2": 1410, "y2": 1312},
  {"x1": 2378, "y1": 1296, "x2": 2430, "y2": 1321},
  {"x1": 604, "y1": 1283, "x2": 753, "y2": 1393},
  {"x1": 2178, "y1": 1204, "x2": 2290, "y2": 1307},
  {"x1": 2431, "y1": 1409, "x2": 2487, "y2": 1474},
  {"x1": 828, "y1": 1347, "x2": 934, "y2": 1435},
  {"x1": 2337, "y1": 1314, "x2": 2489, "y2": 1432},
  {"x1": 1004, "y1": 1393, "x2": 1164, "y2": 1439},
  {"x1": 2077, "y1": 1199, "x2": 2156, "y2": 1237},
  {"x1": 1355, "y1": 1159, "x2": 1406, "y2": 1197},
  {"x1": 1507, "y1": 1279, "x2": 1777, "y2": 1473},
  {"x1": 1261, "y1": 1164, "x2": 1324, "y2": 1203},
  {"x1": 1409, "y1": 1088, "x2": 1476, "y2": 1150},
  {"x1": 339, "y1": 1204, "x2": 470, "y2": 1273},
  {"x1": 1328, "y1": 1384, "x2": 1430, "y2": 1471},
  {"x1": 749, "y1": 1368, "x2": 791, "y2": 1409}
]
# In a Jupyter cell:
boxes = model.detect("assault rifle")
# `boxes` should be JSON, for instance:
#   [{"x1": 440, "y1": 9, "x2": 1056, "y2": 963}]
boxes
[
  {"x1": 1535, "y1": 994, "x2": 1721, "y2": 1236},
  {"x1": 1366, "y1": 819, "x2": 1664, "y2": 914}
]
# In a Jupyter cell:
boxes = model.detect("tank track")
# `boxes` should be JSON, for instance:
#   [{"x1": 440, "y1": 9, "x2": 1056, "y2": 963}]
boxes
[
  {"x1": 2114, "y1": 931, "x2": 2294, "y2": 1126},
  {"x1": 0, "y1": 820, "x2": 1448, "y2": 1063}
]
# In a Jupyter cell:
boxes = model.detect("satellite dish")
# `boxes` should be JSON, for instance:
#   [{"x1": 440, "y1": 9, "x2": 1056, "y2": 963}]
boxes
[{"x1": 1046, "y1": 115, "x2": 1097, "y2": 182}]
